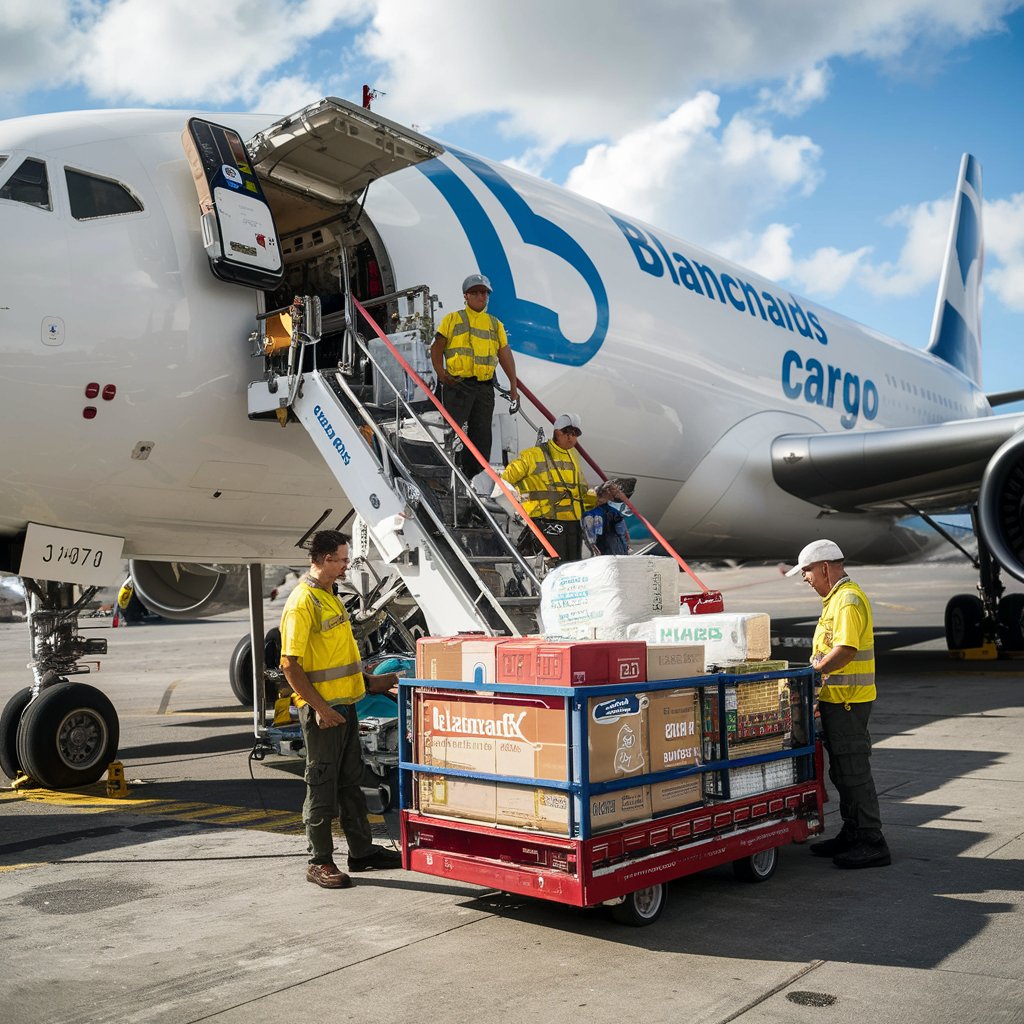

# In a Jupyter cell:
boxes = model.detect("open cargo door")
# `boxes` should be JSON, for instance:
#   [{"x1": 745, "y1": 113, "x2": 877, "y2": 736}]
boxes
[
  {"x1": 245, "y1": 96, "x2": 444, "y2": 237},
  {"x1": 182, "y1": 118, "x2": 284, "y2": 290}
]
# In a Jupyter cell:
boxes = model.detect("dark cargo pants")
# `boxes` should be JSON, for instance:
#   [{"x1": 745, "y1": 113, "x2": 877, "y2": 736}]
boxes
[
  {"x1": 298, "y1": 703, "x2": 374, "y2": 864},
  {"x1": 439, "y1": 378, "x2": 495, "y2": 478},
  {"x1": 819, "y1": 699, "x2": 883, "y2": 840}
]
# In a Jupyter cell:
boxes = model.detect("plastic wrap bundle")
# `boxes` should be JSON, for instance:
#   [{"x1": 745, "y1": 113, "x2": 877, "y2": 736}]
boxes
[
  {"x1": 540, "y1": 556, "x2": 681, "y2": 639},
  {"x1": 626, "y1": 611, "x2": 771, "y2": 664}
]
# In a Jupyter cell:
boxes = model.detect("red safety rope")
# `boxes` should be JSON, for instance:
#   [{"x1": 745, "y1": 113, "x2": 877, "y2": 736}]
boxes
[{"x1": 351, "y1": 298, "x2": 558, "y2": 559}]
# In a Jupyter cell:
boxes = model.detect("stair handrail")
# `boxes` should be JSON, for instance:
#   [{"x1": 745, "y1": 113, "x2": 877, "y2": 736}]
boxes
[
  {"x1": 514, "y1": 380, "x2": 711, "y2": 593},
  {"x1": 352, "y1": 297, "x2": 558, "y2": 559}
]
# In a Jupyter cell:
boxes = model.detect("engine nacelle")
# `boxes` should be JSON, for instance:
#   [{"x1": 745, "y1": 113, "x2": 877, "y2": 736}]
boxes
[
  {"x1": 128, "y1": 560, "x2": 249, "y2": 620},
  {"x1": 977, "y1": 430, "x2": 1024, "y2": 584}
]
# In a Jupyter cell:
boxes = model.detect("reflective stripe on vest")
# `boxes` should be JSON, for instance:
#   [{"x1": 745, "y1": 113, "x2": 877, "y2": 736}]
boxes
[
  {"x1": 306, "y1": 660, "x2": 363, "y2": 684},
  {"x1": 827, "y1": 647, "x2": 875, "y2": 689},
  {"x1": 520, "y1": 443, "x2": 586, "y2": 519},
  {"x1": 445, "y1": 310, "x2": 499, "y2": 378}
]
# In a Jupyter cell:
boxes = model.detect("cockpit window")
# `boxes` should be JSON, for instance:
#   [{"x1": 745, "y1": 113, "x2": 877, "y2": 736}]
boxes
[
  {"x1": 0, "y1": 158, "x2": 51, "y2": 210},
  {"x1": 65, "y1": 168, "x2": 143, "y2": 220}
]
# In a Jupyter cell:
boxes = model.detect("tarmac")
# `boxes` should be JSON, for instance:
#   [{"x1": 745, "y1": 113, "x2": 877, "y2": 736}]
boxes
[{"x1": 0, "y1": 560, "x2": 1022, "y2": 1024}]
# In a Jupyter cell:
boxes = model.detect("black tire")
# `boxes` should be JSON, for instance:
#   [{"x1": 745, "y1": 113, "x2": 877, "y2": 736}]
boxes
[
  {"x1": 945, "y1": 593, "x2": 985, "y2": 650},
  {"x1": 733, "y1": 846, "x2": 779, "y2": 882},
  {"x1": 16, "y1": 682, "x2": 119, "y2": 789},
  {"x1": 997, "y1": 594, "x2": 1024, "y2": 650},
  {"x1": 610, "y1": 884, "x2": 666, "y2": 926},
  {"x1": 0, "y1": 687, "x2": 32, "y2": 780},
  {"x1": 228, "y1": 628, "x2": 281, "y2": 707}
]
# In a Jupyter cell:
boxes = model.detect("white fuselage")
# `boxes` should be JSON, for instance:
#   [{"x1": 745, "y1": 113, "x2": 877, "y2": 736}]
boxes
[{"x1": 0, "y1": 108, "x2": 989, "y2": 565}]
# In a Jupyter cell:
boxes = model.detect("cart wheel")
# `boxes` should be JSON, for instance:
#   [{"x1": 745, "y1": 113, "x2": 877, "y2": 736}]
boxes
[
  {"x1": 733, "y1": 846, "x2": 778, "y2": 882},
  {"x1": 610, "y1": 884, "x2": 666, "y2": 926}
]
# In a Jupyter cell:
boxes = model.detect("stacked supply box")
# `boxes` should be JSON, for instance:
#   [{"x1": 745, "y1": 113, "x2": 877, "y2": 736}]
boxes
[
  {"x1": 702, "y1": 660, "x2": 795, "y2": 800},
  {"x1": 646, "y1": 644, "x2": 706, "y2": 813},
  {"x1": 417, "y1": 635, "x2": 479, "y2": 681},
  {"x1": 495, "y1": 639, "x2": 646, "y2": 687},
  {"x1": 627, "y1": 612, "x2": 771, "y2": 664}
]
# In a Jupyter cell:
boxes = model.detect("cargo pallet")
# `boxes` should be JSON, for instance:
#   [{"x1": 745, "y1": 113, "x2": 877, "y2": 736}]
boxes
[{"x1": 398, "y1": 666, "x2": 825, "y2": 926}]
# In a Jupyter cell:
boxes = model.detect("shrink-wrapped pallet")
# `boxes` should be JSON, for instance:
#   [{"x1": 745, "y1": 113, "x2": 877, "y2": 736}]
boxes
[
  {"x1": 626, "y1": 611, "x2": 771, "y2": 663},
  {"x1": 540, "y1": 556, "x2": 680, "y2": 639}
]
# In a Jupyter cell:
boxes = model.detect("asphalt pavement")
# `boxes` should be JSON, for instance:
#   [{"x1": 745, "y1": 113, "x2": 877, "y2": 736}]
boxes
[{"x1": 0, "y1": 561, "x2": 1022, "y2": 1024}]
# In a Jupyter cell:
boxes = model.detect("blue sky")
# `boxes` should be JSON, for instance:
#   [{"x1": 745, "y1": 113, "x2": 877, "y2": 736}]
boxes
[{"x1": 3, "y1": 0, "x2": 1023, "y2": 402}]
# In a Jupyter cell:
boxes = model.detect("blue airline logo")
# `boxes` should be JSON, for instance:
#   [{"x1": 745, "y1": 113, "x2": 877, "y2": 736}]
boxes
[
  {"x1": 614, "y1": 215, "x2": 878, "y2": 428},
  {"x1": 417, "y1": 150, "x2": 608, "y2": 366}
]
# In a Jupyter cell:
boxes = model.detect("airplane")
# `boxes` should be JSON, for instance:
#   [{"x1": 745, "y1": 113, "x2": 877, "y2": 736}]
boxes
[{"x1": 2, "y1": 96, "x2": 1023, "y2": 791}]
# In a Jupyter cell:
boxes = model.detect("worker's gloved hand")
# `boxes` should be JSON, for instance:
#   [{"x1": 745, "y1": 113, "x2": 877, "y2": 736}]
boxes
[{"x1": 508, "y1": 397, "x2": 520, "y2": 415}]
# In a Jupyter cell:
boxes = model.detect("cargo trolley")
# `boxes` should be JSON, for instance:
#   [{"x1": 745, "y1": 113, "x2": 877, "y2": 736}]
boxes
[{"x1": 398, "y1": 665, "x2": 825, "y2": 926}]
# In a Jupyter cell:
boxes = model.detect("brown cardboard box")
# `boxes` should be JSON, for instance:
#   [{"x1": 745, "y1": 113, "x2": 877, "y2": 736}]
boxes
[
  {"x1": 496, "y1": 784, "x2": 570, "y2": 834},
  {"x1": 416, "y1": 636, "x2": 479, "y2": 681},
  {"x1": 588, "y1": 693, "x2": 650, "y2": 783},
  {"x1": 417, "y1": 694, "x2": 498, "y2": 774},
  {"x1": 589, "y1": 785, "x2": 651, "y2": 832},
  {"x1": 646, "y1": 643, "x2": 705, "y2": 680},
  {"x1": 417, "y1": 774, "x2": 496, "y2": 823},
  {"x1": 650, "y1": 775, "x2": 703, "y2": 813},
  {"x1": 492, "y1": 695, "x2": 568, "y2": 782}
]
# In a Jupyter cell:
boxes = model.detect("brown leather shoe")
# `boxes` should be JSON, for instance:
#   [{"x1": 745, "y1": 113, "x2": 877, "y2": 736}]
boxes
[{"x1": 306, "y1": 862, "x2": 353, "y2": 889}]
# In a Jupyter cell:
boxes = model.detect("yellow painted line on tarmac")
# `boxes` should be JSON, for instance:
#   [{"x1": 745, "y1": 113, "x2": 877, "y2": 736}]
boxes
[
  {"x1": 0, "y1": 863, "x2": 45, "y2": 872},
  {"x1": 1, "y1": 784, "x2": 304, "y2": 834}
]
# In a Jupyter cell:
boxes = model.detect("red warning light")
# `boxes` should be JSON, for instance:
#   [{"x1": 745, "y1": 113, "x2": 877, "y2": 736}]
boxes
[
  {"x1": 83, "y1": 407, "x2": 97, "y2": 419},
  {"x1": 85, "y1": 382, "x2": 100, "y2": 399},
  {"x1": 102, "y1": 384, "x2": 117, "y2": 401}
]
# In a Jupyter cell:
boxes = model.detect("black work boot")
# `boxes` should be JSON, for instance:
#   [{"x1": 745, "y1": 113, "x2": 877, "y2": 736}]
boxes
[
  {"x1": 809, "y1": 826, "x2": 857, "y2": 858},
  {"x1": 833, "y1": 834, "x2": 891, "y2": 870}
]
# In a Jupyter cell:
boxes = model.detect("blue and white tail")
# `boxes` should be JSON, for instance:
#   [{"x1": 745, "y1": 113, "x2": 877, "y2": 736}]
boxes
[{"x1": 925, "y1": 154, "x2": 983, "y2": 384}]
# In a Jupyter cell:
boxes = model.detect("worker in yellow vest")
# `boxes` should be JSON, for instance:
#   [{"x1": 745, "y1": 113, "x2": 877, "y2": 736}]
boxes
[
  {"x1": 502, "y1": 413, "x2": 597, "y2": 562},
  {"x1": 280, "y1": 529, "x2": 402, "y2": 889},
  {"x1": 787, "y1": 538, "x2": 890, "y2": 869},
  {"x1": 431, "y1": 273, "x2": 519, "y2": 480}
]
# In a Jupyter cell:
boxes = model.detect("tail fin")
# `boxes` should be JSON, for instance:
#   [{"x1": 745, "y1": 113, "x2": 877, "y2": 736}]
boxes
[{"x1": 925, "y1": 154, "x2": 983, "y2": 384}]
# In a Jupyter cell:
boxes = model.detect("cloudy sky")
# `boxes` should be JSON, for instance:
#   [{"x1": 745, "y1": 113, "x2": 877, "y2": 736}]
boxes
[{"x1": 3, "y1": 0, "x2": 1023, "y2": 397}]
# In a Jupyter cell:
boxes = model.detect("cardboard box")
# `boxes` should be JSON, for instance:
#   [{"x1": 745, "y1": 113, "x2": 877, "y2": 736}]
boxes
[
  {"x1": 496, "y1": 639, "x2": 647, "y2": 687},
  {"x1": 417, "y1": 693, "x2": 498, "y2": 773},
  {"x1": 648, "y1": 688, "x2": 701, "y2": 773},
  {"x1": 704, "y1": 758, "x2": 796, "y2": 800},
  {"x1": 416, "y1": 635, "x2": 489, "y2": 681},
  {"x1": 496, "y1": 784, "x2": 570, "y2": 834},
  {"x1": 461, "y1": 637, "x2": 510, "y2": 685},
  {"x1": 493, "y1": 694, "x2": 568, "y2": 782},
  {"x1": 588, "y1": 692, "x2": 650, "y2": 783},
  {"x1": 650, "y1": 775, "x2": 703, "y2": 814},
  {"x1": 417, "y1": 774, "x2": 497, "y2": 823},
  {"x1": 646, "y1": 643, "x2": 705, "y2": 680},
  {"x1": 589, "y1": 785, "x2": 651, "y2": 832}
]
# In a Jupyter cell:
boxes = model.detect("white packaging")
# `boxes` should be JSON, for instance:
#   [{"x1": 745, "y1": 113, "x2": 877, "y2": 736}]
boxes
[
  {"x1": 540, "y1": 556, "x2": 680, "y2": 639},
  {"x1": 626, "y1": 611, "x2": 771, "y2": 664}
]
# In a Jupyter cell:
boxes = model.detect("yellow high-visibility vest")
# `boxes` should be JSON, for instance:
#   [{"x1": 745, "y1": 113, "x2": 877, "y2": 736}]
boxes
[{"x1": 813, "y1": 578, "x2": 876, "y2": 704}]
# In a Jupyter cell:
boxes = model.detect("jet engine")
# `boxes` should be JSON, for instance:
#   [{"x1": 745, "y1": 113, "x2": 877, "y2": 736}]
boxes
[
  {"x1": 977, "y1": 430, "x2": 1024, "y2": 584},
  {"x1": 128, "y1": 560, "x2": 250, "y2": 620}
]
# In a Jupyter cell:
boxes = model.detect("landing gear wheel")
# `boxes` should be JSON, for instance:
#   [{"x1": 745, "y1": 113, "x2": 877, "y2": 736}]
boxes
[
  {"x1": 0, "y1": 687, "x2": 32, "y2": 780},
  {"x1": 733, "y1": 846, "x2": 778, "y2": 882},
  {"x1": 229, "y1": 628, "x2": 281, "y2": 706},
  {"x1": 16, "y1": 682, "x2": 119, "y2": 789},
  {"x1": 997, "y1": 594, "x2": 1024, "y2": 650},
  {"x1": 610, "y1": 883, "x2": 666, "y2": 926},
  {"x1": 945, "y1": 593, "x2": 985, "y2": 649}
]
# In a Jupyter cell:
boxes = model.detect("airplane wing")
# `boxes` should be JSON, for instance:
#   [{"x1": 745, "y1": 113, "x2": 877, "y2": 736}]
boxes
[{"x1": 771, "y1": 412, "x2": 1024, "y2": 513}]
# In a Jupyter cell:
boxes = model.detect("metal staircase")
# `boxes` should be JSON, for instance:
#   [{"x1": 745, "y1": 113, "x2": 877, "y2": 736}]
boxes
[{"x1": 246, "y1": 291, "x2": 545, "y2": 641}]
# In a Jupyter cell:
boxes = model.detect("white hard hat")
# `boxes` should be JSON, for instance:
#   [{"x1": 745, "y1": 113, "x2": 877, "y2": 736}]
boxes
[
  {"x1": 462, "y1": 273, "x2": 492, "y2": 293},
  {"x1": 552, "y1": 413, "x2": 582, "y2": 434},
  {"x1": 785, "y1": 539, "x2": 845, "y2": 577}
]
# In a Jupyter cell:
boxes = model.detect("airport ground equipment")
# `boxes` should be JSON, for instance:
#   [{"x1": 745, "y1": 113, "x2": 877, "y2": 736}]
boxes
[{"x1": 397, "y1": 666, "x2": 824, "y2": 927}]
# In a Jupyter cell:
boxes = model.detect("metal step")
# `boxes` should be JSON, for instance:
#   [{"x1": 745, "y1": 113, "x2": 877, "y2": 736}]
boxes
[{"x1": 496, "y1": 596, "x2": 541, "y2": 608}]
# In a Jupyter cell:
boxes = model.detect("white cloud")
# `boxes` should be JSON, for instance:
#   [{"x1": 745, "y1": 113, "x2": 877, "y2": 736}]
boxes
[
  {"x1": 564, "y1": 97, "x2": 822, "y2": 247},
  {"x1": 859, "y1": 198, "x2": 953, "y2": 297},
  {"x1": 756, "y1": 65, "x2": 832, "y2": 117},
  {"x1": 986, "y1": 193, "x2": 1024, "y2": 311}
]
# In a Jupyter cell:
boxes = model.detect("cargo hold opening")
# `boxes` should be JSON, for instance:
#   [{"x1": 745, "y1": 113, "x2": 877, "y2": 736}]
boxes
[{"x1": 246, "y1": 97, "x2": 444, "y2": 378}]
